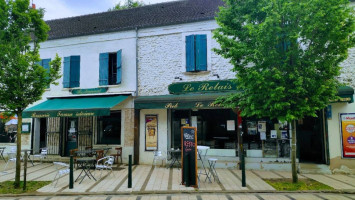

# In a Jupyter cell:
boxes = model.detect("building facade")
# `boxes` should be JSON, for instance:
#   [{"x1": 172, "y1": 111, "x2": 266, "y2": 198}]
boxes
[{"x1": 0, "y1": 0, "x2": 354, "y2": 172}]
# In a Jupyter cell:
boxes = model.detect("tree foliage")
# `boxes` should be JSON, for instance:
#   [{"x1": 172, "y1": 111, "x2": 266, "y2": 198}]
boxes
[
  {"x1": 0, "y1": 0, "x2": 61, "y2": 188},
  {"x1": 109, "y1": 0, "x2": 144, "y2": 11},
  {"x1": 214, "y1": 0, "x2": 355, "y2": 122}
]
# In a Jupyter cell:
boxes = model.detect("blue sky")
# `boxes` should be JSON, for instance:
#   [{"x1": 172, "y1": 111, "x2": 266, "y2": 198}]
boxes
[{"x1": 33, "y1": 0, "x2": 177, "y2": 20}]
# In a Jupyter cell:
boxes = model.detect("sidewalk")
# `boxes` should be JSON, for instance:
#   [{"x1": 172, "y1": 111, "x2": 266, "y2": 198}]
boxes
[{"x1": 1, "y1": 161, "x2": 355, "y2": 195}]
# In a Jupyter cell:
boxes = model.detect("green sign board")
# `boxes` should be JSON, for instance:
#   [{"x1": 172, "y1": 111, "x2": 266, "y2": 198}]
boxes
[
  {"x1": 71, "y1": 87, "x2": 108, "y2": 95},
  {"x1": 168, "y1": 80, "x2": 237, "y2": 94},
  {"x1": 330, "y1": 95, "x2": 354, "y2": 103}
]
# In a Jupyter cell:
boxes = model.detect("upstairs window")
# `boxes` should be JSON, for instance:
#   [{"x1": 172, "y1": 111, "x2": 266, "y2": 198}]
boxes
[
  {"x1": 37, "y1": 58, "x2": 51, "y2": 88},
  {"x1": 186, "y1": 34, "x2": 207, "y2": 72},
  {"x1": 63, "y1": 56, "x2": 80, "y2": 88},
  {"x1": 99, "y1": 50, "x2": 122, "y2": 86}
]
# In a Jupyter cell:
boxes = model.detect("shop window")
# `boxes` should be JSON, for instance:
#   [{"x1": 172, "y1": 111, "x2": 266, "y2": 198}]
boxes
[
  {"x1": 37, "y1": 58, "x2": 51, "y2": 88},
  {"x1": 185, "y1": 34, "x2": 207, "y2": 72},
  {"x1": 63, "y1": 56, "x2": 80, "y2": 88},
  {"x1": 0, "y1": 118, "x2": 16, "y2": 143},
  {"x1": 99, "y1": 50, "x2": 122, "y2": 86},
  {"x1": 97, "y1": 111, "x2": 121, "y2": 145}
]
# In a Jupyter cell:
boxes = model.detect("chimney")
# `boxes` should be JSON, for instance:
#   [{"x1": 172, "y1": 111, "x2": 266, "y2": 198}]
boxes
[{"x1": 32, "y1": 3, "x2": 36, "y2": 9}]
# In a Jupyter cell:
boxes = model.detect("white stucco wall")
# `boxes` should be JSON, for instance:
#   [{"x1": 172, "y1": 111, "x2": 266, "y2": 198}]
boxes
[
  {"x1": 36, "y1": 30, "x2": 137, "y2": 105},
  {"x1": 137, "y1": 20, "x2": 235, "y2": 96},
  {"x1": 328, "y1": 97, "x2": 355, "y2": 171},
  {"x1": 139, "y1": 109, "x2": 168, "y2": 165}
]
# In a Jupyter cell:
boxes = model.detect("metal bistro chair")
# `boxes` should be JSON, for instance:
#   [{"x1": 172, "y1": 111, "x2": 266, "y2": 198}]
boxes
[
  {"x1": 33, "y1": 148, "x2": 48, "y2": 164},
  {"x1": 110, "y1": 147, "x2": 122, "y2": 164},
  {"x1": 95, "y1": 156, "x2": 115, "y2": 179},
  {"x1": 52, "y1": 162, "x2": 70, "y2": 187},
  {"x1": 3, "y1": 152, "x2": 17, "y2": 171}
]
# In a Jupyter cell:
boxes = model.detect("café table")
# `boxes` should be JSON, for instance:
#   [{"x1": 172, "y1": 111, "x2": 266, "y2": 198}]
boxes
[
  {"x1": 75, "y1": 157, "x2": 97, "y2": 184},
  {"x1": 93, "y1": 147, "x2": 111, "y2": 156},
  {"x1": 76, "y1": 150, "x2": 96, "y2": 158},
  {"x1": 0, "y1": 147, "x2": 5, "y2": 161},
  {"x1": 167, "y1": 149, "x2": 181, "y2": 169},
  {"x1": 21, "y1": 149, "x2": 34, "y2": 166},
  {"x1": 197, "y1": 145, "x2": 211, "y2": 183}
]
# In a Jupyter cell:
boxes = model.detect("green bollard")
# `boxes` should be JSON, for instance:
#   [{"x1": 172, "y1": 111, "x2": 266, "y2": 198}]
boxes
[
  {"x1": 69, "y1": 155, "x2": 74, "y2": 189},
  {"x1": 128, "y1": 155, "x2": 132, "y2": 188},
  {"x1": 23, "y1": 151, "x2": 28, "y2": 191},
  {"x1": 241, "y1": 149, "x2": 246, "y2": 187}
]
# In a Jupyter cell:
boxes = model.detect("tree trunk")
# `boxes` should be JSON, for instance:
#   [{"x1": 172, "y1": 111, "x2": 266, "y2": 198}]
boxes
[
  {"x1": 291, "y1": 120, "x2": 298, "y2": 183},
  {"x1": 14, "y1": 112, "x2": 22, "y2": 188}
]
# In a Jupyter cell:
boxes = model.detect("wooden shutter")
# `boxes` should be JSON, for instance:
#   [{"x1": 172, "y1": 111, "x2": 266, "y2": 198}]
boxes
[
  {"x1": 99, "y1": 53, "x2": 109, "y2": 86},
  {"x1": 196, "y1": 34, "x2": 207, "y2": 71},
  {"x1": 42, "y1": 59, "x2": 51, "y2": 88},
  {"x1": 116, "y1": 49, "x2": 122, "y2": 84},
  {"x1": 186, "y1": 35, "x2": 195, "y2": 72},
  {"x1": 63, "y1": 57, "x2": 70, "y2": 88},
  {"x1": 70, "y1": 56, "x2": 80, "y2": 88}
]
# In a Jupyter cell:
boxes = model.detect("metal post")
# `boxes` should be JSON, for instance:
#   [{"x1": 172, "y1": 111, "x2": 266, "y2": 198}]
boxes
[
  {"x1": 241, "y1": 148, "x2": 246, "y2": 187},
  {"x1": 69, "y1": 155, "x2": 74, "y2": 189},
  {"x1": 23, "y1": 151, "x2": 28, "y2": 191},
  {"x1": 128, "y1": 155, "x2": 132, "y2": 188}
]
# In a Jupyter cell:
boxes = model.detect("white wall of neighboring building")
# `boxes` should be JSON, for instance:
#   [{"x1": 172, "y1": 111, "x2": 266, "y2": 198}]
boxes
[
  {"x1": 139, "y1": 109, "x2": 168, "y2": 165},
  {"x1": 137, "y1": 20, "x2": 235, "y2": 96},
  {"x1": 328, "y1": 98, "x2": 355, "y2": 173}
]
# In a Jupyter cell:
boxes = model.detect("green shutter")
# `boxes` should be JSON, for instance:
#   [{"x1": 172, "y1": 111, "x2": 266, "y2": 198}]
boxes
[
  {"x1": 42, "y1": 59, "x2": 51, "y2": 88},
  {"x1": 116, "y1": 49, "x2": 122, "y2": 84},
  {"x1": 99, "y1": 53, "x2": 109, "y2": 86},
  {"x1": 63, "y1": 57, "x2": 70, "y2": 88},
  {"x1": 186, "y1": 35, "x2": 195, "y2": 72},
  {"x1": 196, "y1": 34, "x2": 207, "y2": 71},
  {"x1": 70, "y1": 56, "x2": 80, "y2": 88}
]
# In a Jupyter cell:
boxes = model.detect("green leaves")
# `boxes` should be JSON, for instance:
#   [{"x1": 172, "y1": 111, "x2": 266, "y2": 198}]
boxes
[
  {"x1": 0, "y1": 0, "x2": 61, "y2": 113},
  {"x1": 214, "y1": 0, "x2": 355, "y2": 121}
]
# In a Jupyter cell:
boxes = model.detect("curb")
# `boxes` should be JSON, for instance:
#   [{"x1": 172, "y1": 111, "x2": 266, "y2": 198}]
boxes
[{"x1": 0, "y1": 189, "x2": 355, "y2": 197}]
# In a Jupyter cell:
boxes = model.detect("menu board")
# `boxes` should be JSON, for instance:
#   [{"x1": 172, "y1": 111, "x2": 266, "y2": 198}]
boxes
[
  {"x1": 181, "y1": 126, "x2": 197, "y2": 187},
  {"x1": 340, "y1": 113, "x2": 355, "y2": 158}
]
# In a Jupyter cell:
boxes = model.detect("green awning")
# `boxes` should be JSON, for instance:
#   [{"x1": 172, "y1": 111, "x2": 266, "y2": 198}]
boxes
[
  {"x1": 134, "y1": 93, "x2": 232, "y2": 109},
  {"x1": 333, "y1": 86, "x2": 354, "y2": 103},
  {"x1": 23, "y1": 95, "x2": 129, "y2": 118}
]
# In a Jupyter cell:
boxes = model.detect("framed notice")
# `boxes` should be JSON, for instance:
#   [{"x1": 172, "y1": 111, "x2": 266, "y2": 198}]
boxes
[
  {"x1": 145, "y1": 115, "x2": 158, "y2": 151},
  {"x1": 21, "y1": 123, "x2": 31, "y2": 133},
  {"x1": 340, "y1": 113, "x2": 355, "y2": 158}
]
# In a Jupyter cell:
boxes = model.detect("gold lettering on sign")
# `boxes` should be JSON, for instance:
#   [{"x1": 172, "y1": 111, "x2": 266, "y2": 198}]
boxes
[
  {"x1": 75, "y1": 111, "x2": 95, "y2": 117},
  {"x1": 57, "y1": 111, "x2": 73, "y2": 117},
  {"x1": 31, "y1": 112, "x2": 50, "y2": 118},
  {"x1": 182, "y1": 84, "x2": 194, "y2": 92},
  {"x1": 208, "y1": 102, "x2": 222, "y2": 107},
  {"x1": 197, "y1": 82, "x2": 233, "y2": 92},
  {"x1": 195, "y1": 102, "x2": 204, "y2": 108},
  {"x1": 165, "y1": 103, "x2": 179, "y2": 108}
]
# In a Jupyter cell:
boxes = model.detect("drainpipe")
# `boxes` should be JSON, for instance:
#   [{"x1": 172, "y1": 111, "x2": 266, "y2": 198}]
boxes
[{"x1": 135, "y1": 27, "x2": 139, "y2": 97}]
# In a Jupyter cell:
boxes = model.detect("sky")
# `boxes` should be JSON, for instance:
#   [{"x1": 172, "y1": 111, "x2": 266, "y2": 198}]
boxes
[{"x1": 32, "y1": 0, "x2": 177, "y2": 20}]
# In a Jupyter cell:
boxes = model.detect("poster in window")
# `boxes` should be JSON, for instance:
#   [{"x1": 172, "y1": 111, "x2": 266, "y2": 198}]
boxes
[
  {"x1": 340, "y1": 113, "x2": 355, "y2": 158},
  {"x1": 247, "y1": 121, "x2": 257, "y2": 135},
  {"x1": 145, "y1": 115, "x2": 158, "y2": 151},
  {"x1": 258, "y1": 121, "x2": 266, "y2": 132}
]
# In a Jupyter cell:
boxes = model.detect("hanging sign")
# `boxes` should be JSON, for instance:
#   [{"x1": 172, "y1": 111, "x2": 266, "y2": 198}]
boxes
[
  {"x1": 181, "y1": 126, "x2": 198, "y2": 188},
  {"x1": 340, "y1": 113, "x2": 355, "y2": 158},
  {"x1": 145, "y1": 115, "x2": 158, "y2": 151}
]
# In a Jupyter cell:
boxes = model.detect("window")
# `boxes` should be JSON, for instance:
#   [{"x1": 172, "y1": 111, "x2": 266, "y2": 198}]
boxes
[
  {"x1": 99, "y1": 50, "x2": 122, "y2": 86},
  {"x1": 63, "y1": 56, "x2": 80, "y2": 88},
  {"x1": 97, "y1": 111, "x2": 121, "y2": 144},
  {"x1": 37, "y1": 59, "x2": 51, "y2": 88},
  {"x1": 185, "y1": 34, "x2": 207, "y2": 72}
]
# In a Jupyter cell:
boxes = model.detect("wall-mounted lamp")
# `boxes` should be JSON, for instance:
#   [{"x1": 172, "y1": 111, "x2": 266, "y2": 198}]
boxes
[
  {"x1": 174, "y1": 76, "x2": 182, "y2": 80},
  {"x1": 213, "y1": 74, "x2": 220, "y2": 79}
]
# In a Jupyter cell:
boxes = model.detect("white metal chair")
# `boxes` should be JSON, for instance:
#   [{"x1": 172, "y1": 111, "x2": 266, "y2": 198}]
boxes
[
  {"x1": 152, "y1": 151, "x2": 166, "y2": 167},
  {"x1": 3, "y1": 152, "x2": 17, "y2": 171},
  {"x1": 95, "y1": 156, "x2": 114, "y2": 179},
  {"x1": 33, "y1": 148, "x2": 48, "y2": 164},
  {"x1": 52, "y1": 162, "x2": 70, "y2": 187}
]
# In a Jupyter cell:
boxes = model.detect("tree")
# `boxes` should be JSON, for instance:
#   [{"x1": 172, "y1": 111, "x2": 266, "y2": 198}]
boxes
[
  {"x1": 214, "y1": 0, "x2": 355, "y2": 183},
  {"x1": 0, "y1": 0, "x2": 61, "y2": 188},
  {"x1": 108, "y1": 0, "x2": 144, "y2": 11}
]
